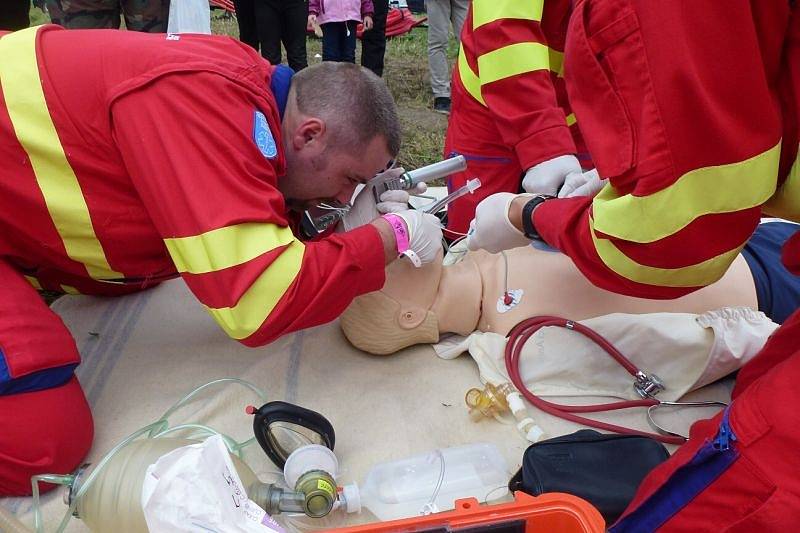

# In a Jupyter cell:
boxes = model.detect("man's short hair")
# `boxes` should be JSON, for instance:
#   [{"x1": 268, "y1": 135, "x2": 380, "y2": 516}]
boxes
[{"x1": 290, "y1": 62, "x2": 401, "y2": 157}]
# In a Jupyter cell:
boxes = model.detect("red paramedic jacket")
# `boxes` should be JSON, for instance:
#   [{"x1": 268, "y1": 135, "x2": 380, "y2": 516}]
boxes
[
  {"x1": 455, "y1": 0, "x2": 579, "y2": 171},
  {"x1": 531, "y1": 1, "x2": 800, "y2": 299},
  {"x1": 0, "y1": 26, "x2": 386, "y2": 347}
]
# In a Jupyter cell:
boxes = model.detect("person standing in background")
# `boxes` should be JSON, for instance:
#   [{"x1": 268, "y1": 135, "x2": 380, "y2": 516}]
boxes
[
  {"x1": 361, "y1": 0, "x2": 388, "y2": 76},
  {"x1": 49, "y1": 0, "x2": 169, "y2": 31},
  {"x1": 233, "y1": 0, "x2": 259, "y2": 50},
  {"x1": 40, "y1": 0, "x2": 66, "y2": 25},
  {"x1": 426, "y1": 0, "x2": 467, "y2": 114},
  {"x1": 255, "y1": 0, "x2": 309, "y2": 71},
  {"x1": 308, "y1": 0, "x2": 373, "y2": 63}
]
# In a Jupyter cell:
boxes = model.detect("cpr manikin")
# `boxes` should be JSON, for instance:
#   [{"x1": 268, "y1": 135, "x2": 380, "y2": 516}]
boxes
[
  {"x1": 341, "y1": 245, "x2": 761, "y2": 355},
  {"x1": 341, "y1": 244, "x2": 777, "y2": 443}
]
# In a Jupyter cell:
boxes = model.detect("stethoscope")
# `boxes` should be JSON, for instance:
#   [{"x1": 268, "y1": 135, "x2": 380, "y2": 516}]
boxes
[{"x1": 505, "y1": 316, "x2": 727, "y2": 445}]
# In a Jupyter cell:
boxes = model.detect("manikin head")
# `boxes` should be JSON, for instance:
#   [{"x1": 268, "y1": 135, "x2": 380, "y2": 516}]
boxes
[
  {"x1": 341, "y1": 250, "x2": 446, "y2": 354},
  {"x1": 278, "y1": 62, "x2": 401, "y2": 212}
]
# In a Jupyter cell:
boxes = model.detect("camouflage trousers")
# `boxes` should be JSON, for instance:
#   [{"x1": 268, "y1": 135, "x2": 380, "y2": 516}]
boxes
[{"x1": 46, "y1": 0, "x2": 170, "y2": 32}]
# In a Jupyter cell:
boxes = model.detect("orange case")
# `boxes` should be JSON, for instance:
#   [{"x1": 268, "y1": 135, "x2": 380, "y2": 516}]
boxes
[{"x1": 324, "y1": 491, "x2": 605, "y2": 533}]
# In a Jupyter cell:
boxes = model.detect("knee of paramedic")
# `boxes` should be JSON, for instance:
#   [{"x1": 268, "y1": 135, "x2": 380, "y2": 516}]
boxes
[
  {"x1": 0, "y1": 260, "x2": 92, "y2": 496},
  {"x1": 0, "y1": 377, "x2": 93, "y2": 496}
]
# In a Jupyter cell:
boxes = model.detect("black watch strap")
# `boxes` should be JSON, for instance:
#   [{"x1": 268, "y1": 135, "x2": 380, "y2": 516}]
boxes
[{"x1": 521, "y1": 194, "x2": 554, "y2": 240}]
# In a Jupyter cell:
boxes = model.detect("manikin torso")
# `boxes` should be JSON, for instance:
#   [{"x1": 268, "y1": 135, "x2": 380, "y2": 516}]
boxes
[{"x1": 424, "y1": 245, "x2": 758, "y2": 337}]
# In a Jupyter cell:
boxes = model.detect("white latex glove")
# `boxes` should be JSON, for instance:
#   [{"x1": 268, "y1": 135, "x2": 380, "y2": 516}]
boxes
[
  {"x1": 378, "y1": 186, "x2": 427, "y2": 213},
  {"x1": 340, "y1": 167, "x2": 427, "y2": 231},
  {"x1": 466, "y1": 192, "x2": 532, "y2": 253},
  {"x1": 522, "y1": 155, "x2": 582, "y2": 196},
  {"x1": 558, "y1": 169, "x2": 608, "y2": 198},
  {"x1": 391, "y1": 209, "x2": 443, "y2": 265}
]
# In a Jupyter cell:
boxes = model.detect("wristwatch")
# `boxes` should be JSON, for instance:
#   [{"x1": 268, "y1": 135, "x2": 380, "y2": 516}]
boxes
[{"x1": 521, "y1": 194, "x2": 554, "y2": 241}]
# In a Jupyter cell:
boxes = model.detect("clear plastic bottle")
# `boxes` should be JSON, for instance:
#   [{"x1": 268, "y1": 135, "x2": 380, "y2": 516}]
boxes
[{"x1": 340, "y1": 443, "x2": 509, "y2": 522}]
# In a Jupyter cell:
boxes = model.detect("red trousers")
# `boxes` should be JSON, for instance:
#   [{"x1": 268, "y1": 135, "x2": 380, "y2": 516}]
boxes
[
  {"x1": 443, "y1": 75, "x2": 525, "y2": 239},
  {"x1": 612, "y1": 309, "x2": 800, "y2": 530},
  {"x1": 443, "y1": 73, "x2": 591, "y2": 239},
  {"x1": 0, "y1": 260, "x2": 93, "y2": 496}
]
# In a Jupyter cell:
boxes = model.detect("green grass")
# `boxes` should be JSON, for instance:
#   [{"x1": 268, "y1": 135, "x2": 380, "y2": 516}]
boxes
[
  {"x1": 29, "y1": 6, "x2": 455, "y2": 169},
  {"x1": 30, "y1": 5, "x2": 50, "y2": 25},
  {"x1": 210, "y1": 10, "x2": 456, "y2": 169}
]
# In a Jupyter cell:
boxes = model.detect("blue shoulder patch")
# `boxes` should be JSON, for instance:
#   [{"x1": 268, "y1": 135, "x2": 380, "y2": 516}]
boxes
[{"x1": 253, "y1": 110, "x2": 278, "y2": 159}]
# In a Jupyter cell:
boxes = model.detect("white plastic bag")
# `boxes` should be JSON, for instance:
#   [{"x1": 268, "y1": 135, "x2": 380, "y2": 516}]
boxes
[
  {"x1": 141, "y1": 435, "x2": 284, "y2": 533},
  {"x1": 167, "y1": 0, "x2": 211, "y2": 34}
]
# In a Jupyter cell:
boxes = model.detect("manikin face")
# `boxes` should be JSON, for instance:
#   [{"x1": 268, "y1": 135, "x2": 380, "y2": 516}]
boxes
[
  {"x1": 278, "y1": 96, "x2": 394, "y2": 212},
  {"x1": 340, "y1": 250, "x2": 445, "y2": 354}
]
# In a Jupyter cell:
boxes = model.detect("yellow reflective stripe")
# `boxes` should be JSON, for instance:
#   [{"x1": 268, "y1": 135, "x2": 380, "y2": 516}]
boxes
[
  {"x1": 24, "y1": 276, "x2": 42, "y2": 290},
  {"x1": 458, "y1": 43, "x2": 485, "y2": 106},
  {"x1": 566, "y1": 113, "x2": 576, "y2": 126},
  {"x1": 165, "y1": 223, "x2": 295, "y2": 275},
  {"x1": 473, "y1": 0, "x2": 543, "y2": 29},
  {"x1": 0, "y1": 27, "x2": 122, "y2": 280},
  {"x1": 60, "y1": 285, "x2": 80, "y2": 295},
  {"x1": 763, "y1": 145, "x2": 800, "y2": 222},
  {"x1": 206, "y1": 240, "x2": 305, "y2": 340},
  {"x1": 593, "y1": 142, "x2": 781, "y2": 243},
  {"x1": 478, "y1": 42, "x2": 550, "y2": 86},
  {"x1": 549, "y1": 47, "x2": 564, "y2": 77},
  {"x1": 589, "y1": 217, "x2": 743, "y2": 288}
]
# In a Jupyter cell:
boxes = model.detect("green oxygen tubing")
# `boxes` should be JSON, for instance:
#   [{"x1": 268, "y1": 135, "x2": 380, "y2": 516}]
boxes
[{"x1": 2, "y1": 377, "x2": 273, "y2": 533}]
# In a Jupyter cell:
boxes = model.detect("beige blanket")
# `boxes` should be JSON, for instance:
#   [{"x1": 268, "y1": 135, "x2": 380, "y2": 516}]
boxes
[{"x1": 0, "y1": 281, "x2": 732, "y2": 531}]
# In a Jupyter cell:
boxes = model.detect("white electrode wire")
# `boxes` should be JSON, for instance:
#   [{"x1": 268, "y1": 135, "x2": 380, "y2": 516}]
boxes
[
  {"x1": 29, "y1": 377, "x2": 268, "y2": 533},
  {"x1": 501, "y1": 251, "x2": 509, "y2": 295}
]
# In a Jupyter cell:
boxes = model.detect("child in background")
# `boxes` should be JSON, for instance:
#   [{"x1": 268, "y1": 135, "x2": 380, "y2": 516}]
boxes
[{"x1": 308, "y1": 0, "x2": 374, "y2": 63}]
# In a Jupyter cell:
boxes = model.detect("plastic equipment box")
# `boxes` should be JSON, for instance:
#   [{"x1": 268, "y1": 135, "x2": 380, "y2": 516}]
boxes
[{"x1": 324, "y1": 491, "x2": 605, "y2": 533}]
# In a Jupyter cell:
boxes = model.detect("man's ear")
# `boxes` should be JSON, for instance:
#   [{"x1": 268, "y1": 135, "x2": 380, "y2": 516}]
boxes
[
  {"x1": 292, "y1": 117, "x2": 327, "y2": 151},
  {"x1": 397, "y1": 305, "x2": 427, "y2": 330}
]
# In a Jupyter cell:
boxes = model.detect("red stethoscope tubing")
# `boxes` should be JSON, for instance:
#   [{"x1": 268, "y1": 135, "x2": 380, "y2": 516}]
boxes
[{"x1": 505, "y1": 316, "x2": 686, "y2": 445}]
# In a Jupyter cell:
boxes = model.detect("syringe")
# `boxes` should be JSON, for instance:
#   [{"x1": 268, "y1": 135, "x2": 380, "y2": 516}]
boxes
[{"x1": 371, "y1": 155, "x2": 467, "y2": 202}]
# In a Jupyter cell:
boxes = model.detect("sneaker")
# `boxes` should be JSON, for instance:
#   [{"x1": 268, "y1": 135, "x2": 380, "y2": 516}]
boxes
[{"x1": 433, "y1": 97, "x2": 451, "y2": 115}]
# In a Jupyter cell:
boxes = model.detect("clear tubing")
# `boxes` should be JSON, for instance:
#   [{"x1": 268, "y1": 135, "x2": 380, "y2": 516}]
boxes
[
  {"x1": 424, "y1": 178, "x2": 482, "y2": 214},
  {"x1": 30, "y1": 377, "x2": 268, "y2": 533},
  {"x1": 422, "y1": 450, "x2": 446, "y2": 515},
  {"x1": 506, "y1": 391, "x2": 545, "y2": 443}
]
